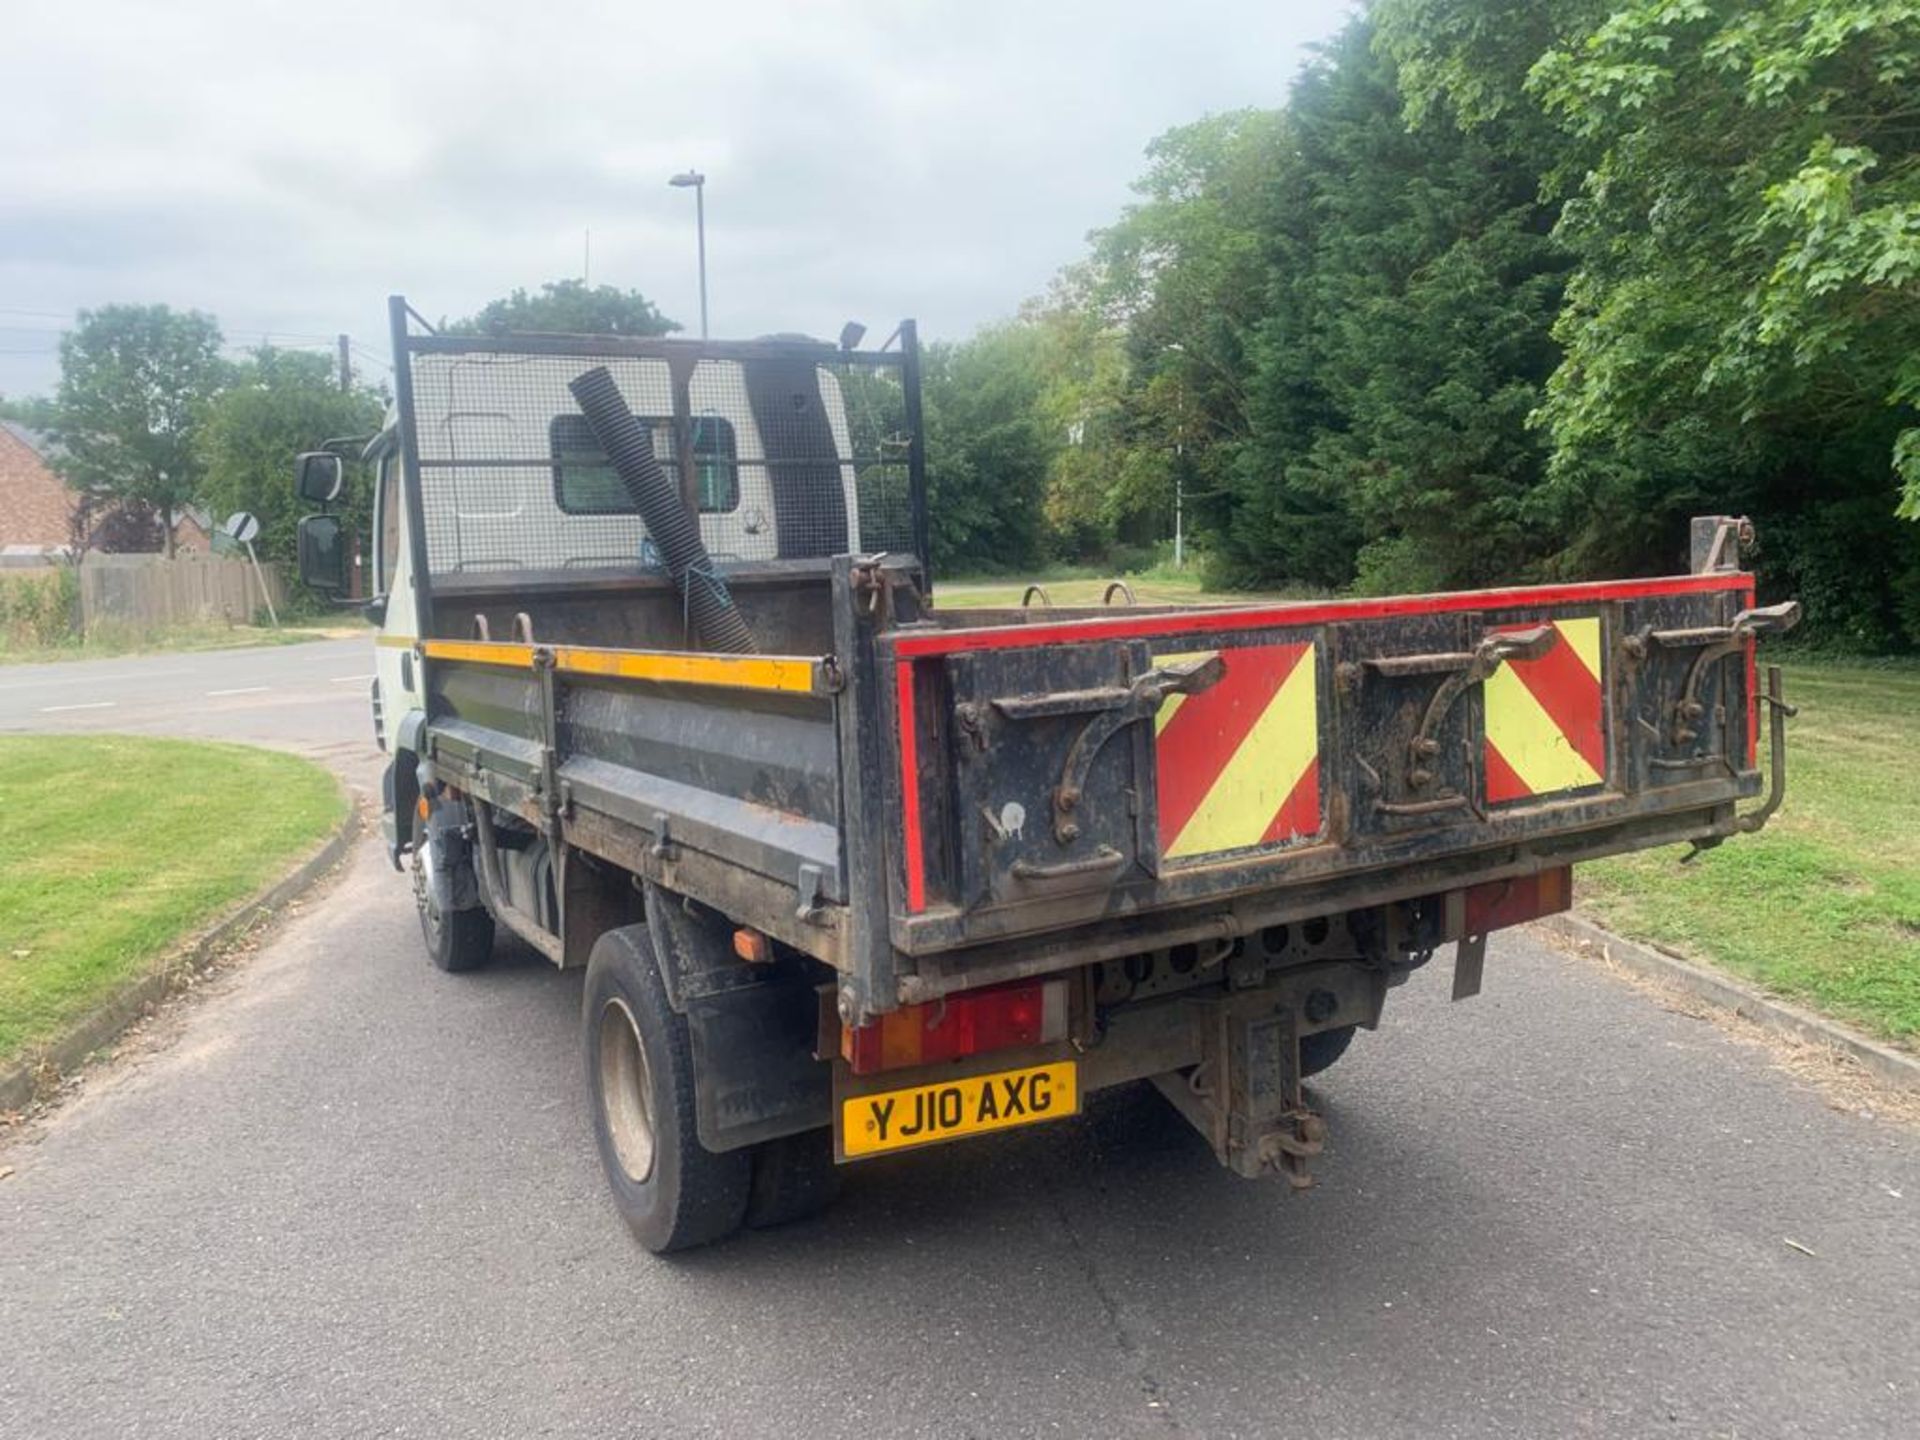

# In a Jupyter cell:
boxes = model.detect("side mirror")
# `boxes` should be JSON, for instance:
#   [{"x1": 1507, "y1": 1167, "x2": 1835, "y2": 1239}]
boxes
[
  {"x1": 295, "y1": 451, "x2": 345, "y2": 505},
  {"x1": 297, "y1": 514, "x2": 347, "y2": 593}
]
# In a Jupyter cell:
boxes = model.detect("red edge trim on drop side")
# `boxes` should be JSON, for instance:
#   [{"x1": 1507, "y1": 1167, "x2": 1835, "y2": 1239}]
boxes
[
  {"x1": 896, "y1": 660, "x2": 927, "y2": 912},
  {"x1": 890, "y1": 573, "x2": 1750, "y2": 658}
]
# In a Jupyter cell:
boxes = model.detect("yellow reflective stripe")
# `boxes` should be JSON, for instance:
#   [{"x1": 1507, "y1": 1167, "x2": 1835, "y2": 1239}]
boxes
[
  {"x1": 1560, "y1": 616, "x2": 1601, "y2": 684},
  {"x1": 416, "y1": 639, "x2": 823, "y2": 694},
  {"x1": 1152, "y1": 650, "x2": 1218, "y2": 736},
  {"x1": 1484, "y1": 660, "x2": 1602, "y2": 795},
  {"x1": 1166, "y1": 647, "x2": 1317, "y2": 859},
  {"x1": 551, "y1": 647, "x2": 820, "y2": 693},
  {"x1": 421, "y1": 639, "x2": 534, "y2": 666},
  {"x1": 375, "y1": 634, "x2": 418, "y2": 649}
]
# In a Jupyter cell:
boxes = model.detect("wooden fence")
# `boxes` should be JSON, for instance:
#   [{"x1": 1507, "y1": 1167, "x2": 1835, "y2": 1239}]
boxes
[
  {"x1": 79, "y1": 553, "x2": 287, "y2": 634},
  {"x1": 2, "y1": 554, "x2": 288, "y2": 640}
]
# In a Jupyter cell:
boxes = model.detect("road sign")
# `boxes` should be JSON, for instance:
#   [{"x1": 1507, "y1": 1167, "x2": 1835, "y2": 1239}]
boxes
[{"x1": 220, "y1": 512, "x2": 276, "y2": 628}]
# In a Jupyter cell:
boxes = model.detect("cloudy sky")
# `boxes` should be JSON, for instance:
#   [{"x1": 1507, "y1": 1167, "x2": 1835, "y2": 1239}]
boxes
[{"x1": 2, "y1": 0, "x2": 1353, "y2": 399}]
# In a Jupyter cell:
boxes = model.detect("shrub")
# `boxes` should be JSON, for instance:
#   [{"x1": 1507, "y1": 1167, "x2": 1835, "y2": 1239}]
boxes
[{"x1": 0, "y1": 568, "x2": 80, "y2": 649}]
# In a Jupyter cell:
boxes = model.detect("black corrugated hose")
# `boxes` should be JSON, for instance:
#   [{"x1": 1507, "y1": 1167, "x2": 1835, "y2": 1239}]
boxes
[{"x1": 568, "y1": 366, "x2": 758, "y2": 654}]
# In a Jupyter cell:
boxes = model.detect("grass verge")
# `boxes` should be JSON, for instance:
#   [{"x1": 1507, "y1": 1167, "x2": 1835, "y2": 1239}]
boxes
[
  {"x1": 0, "y1": 736, "x2": 346, "y2": 1066},
  {"x1": 1582, "y1": 660, "x2": 1920, "y2": 1049},
  {"x1": 937, "y1": 570, "x2": 1309, "y2": 608},
  {"x1": 0, "y1": 623, "x2": 348, "y2": 666}
]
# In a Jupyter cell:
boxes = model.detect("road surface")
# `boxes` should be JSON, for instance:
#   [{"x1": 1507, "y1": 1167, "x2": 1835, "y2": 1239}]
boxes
[
  {"x1": 2, "y1": 641, "x2": 1916, "y2": 1438},
  {"x1": 0, "y1": 636, "x2": 377, "y2": 777}
]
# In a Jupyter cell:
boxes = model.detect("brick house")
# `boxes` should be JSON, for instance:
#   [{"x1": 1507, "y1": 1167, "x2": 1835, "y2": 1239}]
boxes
[
  {"x1": 170, "y1": 507, "x2": 211, "y2": 554},
  {"x1": 0, "y1": 421, "x2": 211, "y2": 556},
  {"x1": 0, "y1": 421, "x2": 75, "y2": 554}
]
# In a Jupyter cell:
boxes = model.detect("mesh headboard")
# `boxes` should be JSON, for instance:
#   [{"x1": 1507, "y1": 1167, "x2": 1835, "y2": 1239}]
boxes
[{"x1": 406, "y1": 346, "x2": 916, "y2": 577}]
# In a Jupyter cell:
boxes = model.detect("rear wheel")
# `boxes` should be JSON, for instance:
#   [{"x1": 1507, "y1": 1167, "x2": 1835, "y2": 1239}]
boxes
[
  {"x1": 1299, "y1": 1024, "x2": 1358, "y2": 1078},
  {"x1": 411, "y1": 811, "x2": 493, "y2": 973},
  {"x1": 746, "y1": 1128, "x2": 841, "y2": 1229},
  {"x1": 584, "y1": 925, "x2": 751, "y2": 1253}
]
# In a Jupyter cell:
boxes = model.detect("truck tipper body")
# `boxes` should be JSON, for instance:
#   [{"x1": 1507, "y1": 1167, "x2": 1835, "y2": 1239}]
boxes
[{"x1": 295, "y1": 298, "x2": 1798, "y2": 1250}]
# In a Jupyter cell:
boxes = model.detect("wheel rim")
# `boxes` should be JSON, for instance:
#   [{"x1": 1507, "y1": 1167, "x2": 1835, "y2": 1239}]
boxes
[
  {"x1": 598, "y1": 997, "x2": 657, "y2": 1183},
  {"x1": 410, "y1": 824, "x2": 444, "y2": 949}
]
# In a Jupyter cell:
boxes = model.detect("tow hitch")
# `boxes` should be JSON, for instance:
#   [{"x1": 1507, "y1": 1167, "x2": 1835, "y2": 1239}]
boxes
[{"x1": 1151, "y1": 966, "x2": 1386, "y2": 1190}]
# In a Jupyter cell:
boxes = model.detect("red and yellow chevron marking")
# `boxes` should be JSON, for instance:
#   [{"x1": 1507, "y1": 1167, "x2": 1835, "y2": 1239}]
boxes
[
  {"x1": 1483, "y1": 616, "x2": 1605, "y2": 804},
  {"x1": 1154, "y1": 642, "x2": 1320, "y2": 860}
]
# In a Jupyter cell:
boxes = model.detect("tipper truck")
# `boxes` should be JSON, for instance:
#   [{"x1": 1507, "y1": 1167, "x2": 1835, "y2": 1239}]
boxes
[{"x1": 293, "y1": 297, "x2": 1799, "y2": 1251}]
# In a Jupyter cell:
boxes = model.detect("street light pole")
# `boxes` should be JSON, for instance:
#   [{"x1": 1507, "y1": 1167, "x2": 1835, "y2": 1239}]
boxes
[
  {"x1": 1166, "y1": 341, "x2": 1187, "y2": 570},
  {"x1": 1174, "y1": 457, "x2": 1185, "y2": 571},
  {"x1": 669, "y1": 169, "x2": 709, "y2": 339}
]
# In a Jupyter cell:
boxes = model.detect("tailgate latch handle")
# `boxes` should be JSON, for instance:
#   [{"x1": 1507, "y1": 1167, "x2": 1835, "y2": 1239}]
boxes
[
  {"x1": 1044, "y1": 654, "x2": 1225, "y2": 844},
  {"x1": 1380, "y1": 626, "x2": 1557, "y2": 790},
  {"x1": 1637, "y1": 601, "x2": 1801, "y2": 746}
]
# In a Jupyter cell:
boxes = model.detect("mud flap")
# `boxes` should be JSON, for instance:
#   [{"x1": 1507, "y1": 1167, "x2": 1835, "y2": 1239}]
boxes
[
  {"x1": 643, "y1": 882, "x2": 831, "y2": 1153},
  {"x1": 683, "y1": 978, "x2": 832, "y2": 1153}
]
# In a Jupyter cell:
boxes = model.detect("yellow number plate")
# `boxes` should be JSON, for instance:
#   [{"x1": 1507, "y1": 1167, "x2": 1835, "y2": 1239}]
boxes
[{"x1": 840, "y1": 1061, "x2": 1078, "y2": 1158}]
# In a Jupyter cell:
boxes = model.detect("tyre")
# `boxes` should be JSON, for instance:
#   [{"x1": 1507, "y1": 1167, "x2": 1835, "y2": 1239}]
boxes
[
  {"x1": 411, "y1": 811, "x2": 494, "y2": 973},
  {"x1": 746, "y1": 1128, "x2": 841, "y2": 1230},
  {"x1": 583, "y1": 924, "x2": 751, "y2": 1252},
  {"x1": 1299, "y1": 1023, "x2": 1358, "y2": 1078}
]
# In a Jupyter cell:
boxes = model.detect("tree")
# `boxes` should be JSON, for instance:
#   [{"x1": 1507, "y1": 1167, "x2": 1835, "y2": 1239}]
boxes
[
  {"x1": 1079, "y1": 111, "x2": 1294, "y2": 574},
  {"x1": 1269, "y1": 21, "x2": 1568, "y2": 594},
  {"x1": 1379, "y1": 0, "x2": 1920, "y2": 647},
  {"x1": 920, "y1": 325, "x2": 1055, "y2": 573},
  {"x1": 53, "y1": 305, "x2": 226, "y2": 556},
  {"x1": 196, "y1": 346, "x2": 387, "y2": 579},
  {"x1": 1026, "y1": 290, "x2": 1139, "y2": 562},
  {"x1": 450, "y1": 279, "x2": 679, "y2": 336},
  {"x1": 0, "y1": 393, "x2": 58, "y2": 430},
  {"x1": 70, "y1": 496, "x2": 165, "y2": 555},
  {"x1": 898, "y1": 1, "x2": 1917, "y2": 647}
]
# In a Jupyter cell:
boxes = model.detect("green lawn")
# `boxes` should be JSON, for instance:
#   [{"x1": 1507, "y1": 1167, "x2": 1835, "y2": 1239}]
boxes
[
  {"x1": 0, "y1": 736, "x2": 346, "y2": 1066},
  {"x1": 937, "y1": 571, "x2": 1308, "y2": 609},
  {"x1": 0, "y1": 623, "x2": 346, "y2": 666},
  {"x1": 1582, "y1": 661, "x2": 1920, "y2": 1048}
]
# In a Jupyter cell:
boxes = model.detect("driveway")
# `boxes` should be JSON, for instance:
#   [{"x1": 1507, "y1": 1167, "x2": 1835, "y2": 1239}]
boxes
[{"x1": 1, "y1": 642, "x2": 1915, "y2": 1438}]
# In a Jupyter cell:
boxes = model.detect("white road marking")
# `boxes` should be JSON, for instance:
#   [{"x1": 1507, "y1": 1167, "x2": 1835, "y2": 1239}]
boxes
[
  {"x1": 206, "y1": 686, "x2": 270, "y2": 697},
  {"x1": 329, "y1": 673, "x2": 376, "y2": 684},
  {"x1": 41, "y1": 701, "x2": 116, "y2": 713},
  {"x1": 0, "y1": 667, "x2": 197, "y2": 694}
]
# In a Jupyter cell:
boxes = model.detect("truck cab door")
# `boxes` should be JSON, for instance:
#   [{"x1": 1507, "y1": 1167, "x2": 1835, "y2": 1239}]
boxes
[{"x1": 371, "y1": 446, "x2": 420, "y2": 754}]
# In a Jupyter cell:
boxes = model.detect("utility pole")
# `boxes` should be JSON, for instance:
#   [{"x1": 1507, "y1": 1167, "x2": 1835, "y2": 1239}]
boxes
[{"x1": 337, "y1": 334, "x2": 351, "y2": 393}]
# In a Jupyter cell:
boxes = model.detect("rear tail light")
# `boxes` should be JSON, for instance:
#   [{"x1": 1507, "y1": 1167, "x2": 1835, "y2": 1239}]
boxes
[{"x1": 841, "y1": 977, "x2": 1069, "y2": 1076}]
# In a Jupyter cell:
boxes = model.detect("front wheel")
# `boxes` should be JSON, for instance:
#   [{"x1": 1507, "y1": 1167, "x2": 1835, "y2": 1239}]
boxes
[
  {"x1": 583, "y1": 925, "x2": 751, "y2": 1253},
  {"x1": 411, "y1": 811, "x2": 494, "y2": 973}
]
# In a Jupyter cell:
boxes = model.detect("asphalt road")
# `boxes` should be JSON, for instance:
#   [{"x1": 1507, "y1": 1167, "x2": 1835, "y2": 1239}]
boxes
[
  {"x1": 2, "y1": 642, "x2": 1917, "y2": 1439},
  {"x1": 0, "y1": 636, "x2": 379, "y2": 779}
]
